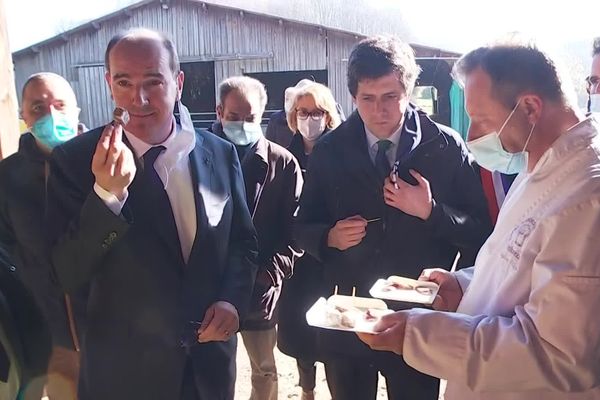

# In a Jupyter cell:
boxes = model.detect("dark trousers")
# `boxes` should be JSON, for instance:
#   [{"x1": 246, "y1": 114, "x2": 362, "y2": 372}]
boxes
[
  {"x1": 180, "y1": 339, "x2": 237, "y2": 400},
  {"x1": 297, "y1": 358, "x2": 317, "y2": 391},
  {"x1": 180, "y1": 358, "x2": 201, "y2": 400},
  {"x1": 325, "y1": 357, "x2": 439, "y2": 400}
]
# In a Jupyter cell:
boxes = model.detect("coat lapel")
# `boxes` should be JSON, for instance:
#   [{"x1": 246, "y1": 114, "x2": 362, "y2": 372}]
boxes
[
  {"x1": 338, "y1": 114, "x2": 382, "y2": 196},
  {"x1": 243, "y1": 137, "x2": 270, "y2": 220},
  {"x1": 187, "y1": 133, "x2": 212, "y2": 265}
]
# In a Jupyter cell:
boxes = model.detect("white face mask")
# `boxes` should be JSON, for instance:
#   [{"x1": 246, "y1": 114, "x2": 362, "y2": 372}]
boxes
[
  {"x1": 467, "y1": 99, "x2": 535, "y2": 175},
  {"x1": 590, "y1": 94, "x2": 600, "y2": 114},
  {"x1": 297, "y1": 116, "x2": 326, "y2": 141},
  {"x1": 221, "y1": 121, "x2": 263, "y2": 146}
]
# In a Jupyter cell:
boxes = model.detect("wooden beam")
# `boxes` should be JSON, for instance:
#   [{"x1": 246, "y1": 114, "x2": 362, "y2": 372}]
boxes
[{"x1": 0, "y1": 0, "x2": 20, "y2": 160}]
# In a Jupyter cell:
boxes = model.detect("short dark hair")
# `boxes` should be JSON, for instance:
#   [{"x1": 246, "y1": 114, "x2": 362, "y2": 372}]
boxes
[
  {"x1": 104, "y1": 28, "x2": 180, "y2": 73},
  {"x1": 347, "y1": 35, "x2": 421, "y2": 97},
  {"x1": 453, "y1": 42, "x2": 569, "y2": 108},
  {"x1": 593, "y1": 37, "x2": 600, "y2": 57}
]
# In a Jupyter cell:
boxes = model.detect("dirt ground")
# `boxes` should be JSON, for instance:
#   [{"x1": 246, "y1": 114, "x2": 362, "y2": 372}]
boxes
[{"x1": 234, "y1": 332, "x2": 389, "y2": 399}]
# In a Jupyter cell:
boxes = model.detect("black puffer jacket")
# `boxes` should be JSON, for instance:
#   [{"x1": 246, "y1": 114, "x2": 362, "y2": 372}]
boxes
[
  {"x1": 0, "y1": 246, "x2": 51, "y2": 400},
  {"x1": 295, "y1": 108, "x2": 493, "y2": 359}
]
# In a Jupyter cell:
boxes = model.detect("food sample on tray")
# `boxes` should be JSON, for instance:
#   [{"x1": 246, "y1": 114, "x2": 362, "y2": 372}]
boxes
[
  {"x1": 306, "y1": 295, "x2": 393, "y2": 333},
  {"x1": 369, "y1": 275, "x2": 439, "y2": 305}
]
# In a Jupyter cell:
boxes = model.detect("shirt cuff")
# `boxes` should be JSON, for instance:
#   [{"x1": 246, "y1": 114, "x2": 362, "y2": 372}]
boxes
[
  {"x1": 453, "y1": 266, "x2": 475, "y2": 294},
  {"x1": 403, "y1": 308, "x2": 472, "y2": 381},
  {"x1": 93, "y1": 183, "x2": 127, "y2": 216}
]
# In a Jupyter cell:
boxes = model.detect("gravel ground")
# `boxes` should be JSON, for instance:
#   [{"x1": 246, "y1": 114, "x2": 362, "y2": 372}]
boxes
[{"x1": 234, "y1": 332, "x2": 389, "y2": 399}]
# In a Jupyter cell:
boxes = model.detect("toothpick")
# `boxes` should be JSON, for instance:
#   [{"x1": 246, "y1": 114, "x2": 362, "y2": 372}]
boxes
[
  {"x1": 352, "y1": 286, "x2": 356, "y2": 297},
  {"x1": 450, "y1": 251, "x2": 461, "y2": 273},
  {"x1": 334, "y1": 285, "x2": 338, "y2": 296}
]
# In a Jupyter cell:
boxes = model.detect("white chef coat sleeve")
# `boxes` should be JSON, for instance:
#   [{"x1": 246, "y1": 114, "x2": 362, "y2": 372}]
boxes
[
  {"x1": 402, "y1": 199, "x2": 600, "y2": 392},
  {"x1": 453, "y1": 266, "x2": 474, "y2": 293}
]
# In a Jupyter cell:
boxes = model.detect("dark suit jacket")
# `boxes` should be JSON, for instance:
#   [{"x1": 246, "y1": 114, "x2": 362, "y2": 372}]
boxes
[
  {"x1": 265, "y1": 110, "x2": 294, "y2": 148},
  {"x1": 47, "y1": 126, "x2": 258, "y2": 400},
  {"x1": 295, "y1": 109, "x2": 492, "y2": 360}
]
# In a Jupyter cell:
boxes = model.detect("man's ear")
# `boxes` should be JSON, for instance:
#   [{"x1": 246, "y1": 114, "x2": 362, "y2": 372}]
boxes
[
  {"x1": 176, "y1": 70, "x2": 185, "y2": 101},
  {"x1": 105, "y1": 71, "x2": 114, "y2": 100},
  {"x1": 521, "y1": 94, "x2": 543, "y2": 125}
]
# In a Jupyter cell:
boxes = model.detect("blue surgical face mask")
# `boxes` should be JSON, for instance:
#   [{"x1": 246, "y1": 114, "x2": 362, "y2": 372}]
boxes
[
  {"x1": 30, "y1": 109, "x2": 78, "y2": 149},
  {"x1": 467, "y1": 99, "x2": 535, "y2": 175},
  {"x1": 590, "y1": 94, "x2": 600, "y2": 114},
  {"x1": 221, "y1": 121, "x2": 263, "y2": 146}
]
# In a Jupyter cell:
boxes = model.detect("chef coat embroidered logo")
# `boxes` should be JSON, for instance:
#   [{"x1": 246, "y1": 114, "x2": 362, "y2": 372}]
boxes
[{"x1": 501, "y1": 218, "x2": 536, "y2": 269}]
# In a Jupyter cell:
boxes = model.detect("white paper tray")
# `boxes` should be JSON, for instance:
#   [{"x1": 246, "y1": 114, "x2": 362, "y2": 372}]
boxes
[
  {"x1": 305, "y1": 295, "x2": 393, "y2": 334},
  {"x1": 369, "y1": 276, "x2": 439, "y2": 305}
]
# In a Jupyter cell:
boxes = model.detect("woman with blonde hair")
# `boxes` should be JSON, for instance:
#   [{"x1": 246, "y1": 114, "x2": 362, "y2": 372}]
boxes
[
  {"x1": 277, "y1": 82, "x2": 341, "y2": 400},
  {"x1": 285, "y1": 83, "x2": 342, "y2": 170}
]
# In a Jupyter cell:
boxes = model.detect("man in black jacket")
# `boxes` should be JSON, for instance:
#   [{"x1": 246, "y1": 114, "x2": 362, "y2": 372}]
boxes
[
  {"x1": 0, "y1": 72, "x2": 85, "y2": 400},
  {"x1": 0, "y1": 246, "x2": 52, "y2": 400},
  {"x1": 294, "y1": 35, "x2": 492, "y2": 400}
]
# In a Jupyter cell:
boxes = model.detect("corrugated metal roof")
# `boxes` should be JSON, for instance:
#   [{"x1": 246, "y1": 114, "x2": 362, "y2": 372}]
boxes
[{"x1": 12, "y1": 0, "x2": 461, "y2": 57}]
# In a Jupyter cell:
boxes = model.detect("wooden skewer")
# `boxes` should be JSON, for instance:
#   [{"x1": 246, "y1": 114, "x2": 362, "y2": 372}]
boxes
[
  {"x1": 334, "y1": 285, "x2": 338, "y2": 296},
  {"x1": 352, "y1": 286, "x2": 356, "y2": 297},
  {"x1": 450, "y1": 251, "x2": 461, "y2": 273}
]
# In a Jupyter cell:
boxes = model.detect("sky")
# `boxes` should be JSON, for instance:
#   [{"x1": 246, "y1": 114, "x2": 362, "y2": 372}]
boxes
[
  {"x1": 5, "y1": 0, "x2": 600, "y2": 105},
  {"x1": 6, "y1": 0, "x2": 599, "y2": 53}
]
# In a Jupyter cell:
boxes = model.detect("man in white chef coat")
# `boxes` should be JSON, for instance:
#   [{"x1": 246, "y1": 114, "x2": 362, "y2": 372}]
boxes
[{"x1": 357, "y1": 40, "x2": 600, "y2": 400}]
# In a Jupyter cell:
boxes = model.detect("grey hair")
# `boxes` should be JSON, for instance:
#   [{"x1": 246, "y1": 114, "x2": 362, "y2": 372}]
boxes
[
  {"x1": 593, "y1": 37, "x2": 600, "y2": 57},
  {"x1": 218, "y1": 76, "x2": 268, "y2": 110}
]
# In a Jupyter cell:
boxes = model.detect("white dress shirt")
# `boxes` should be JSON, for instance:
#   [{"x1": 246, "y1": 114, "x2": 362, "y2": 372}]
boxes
[
  {"x1": 365, "y1": 123, "x2": 402, "y2": 167},
  {"x1": 364, "y1": 104, "x2": 422, "y2": 166},
  {"x1": 94, "y1": 116, "x2": 197, "y2": 263},
  {"x1": 402, "y1": 117, "x2": 600, "y2": 399}
]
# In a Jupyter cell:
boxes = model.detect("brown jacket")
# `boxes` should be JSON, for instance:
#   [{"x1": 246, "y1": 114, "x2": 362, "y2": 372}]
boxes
[{"x1": 212, "y1": 124, "x2": 304, "y2": 330}]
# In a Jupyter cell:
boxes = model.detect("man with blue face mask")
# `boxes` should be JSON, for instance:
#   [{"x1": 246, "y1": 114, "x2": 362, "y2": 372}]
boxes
[
  {"x1": 0, "y1": 72, "x2": 86, "y2": 400},
  {"x1": 212, "y1": 76, "x2": 304, "y2": 400},
  {"x1": 357, "y1": 40, "x2": 600, "y2": 400}
]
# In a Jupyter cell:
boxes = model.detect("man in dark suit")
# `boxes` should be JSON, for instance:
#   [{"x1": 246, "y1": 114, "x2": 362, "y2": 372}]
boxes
[
  {"x1": 294, "y1": 36, "x2": 492, "y2": 400},
  {"x1": 46, "y1": 28, "x2": 258, "y2": 400}
]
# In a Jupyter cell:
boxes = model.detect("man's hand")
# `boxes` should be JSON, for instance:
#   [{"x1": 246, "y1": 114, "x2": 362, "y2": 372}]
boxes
[
  {"x1": 92, "y1": 124, "x2": 136, "y2": 201},
  {"x1": 419, "y1": 268, "x2": 463, "y2": 312},
  {"x1": 197, "y1": 301, "x2": 239, "y2": 343},
  {"x1": 327, "y1": 215, "x2": 367, "y2": 251},
  {"x1": 384, "y1": 169, "x2": 432, "y2": 220},
  {"x1": 356, "y1": 311, "x2": 409, "y2": 356}
]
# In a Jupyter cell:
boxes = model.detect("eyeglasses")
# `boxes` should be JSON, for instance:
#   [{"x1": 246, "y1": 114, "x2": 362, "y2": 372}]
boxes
[
  {"x1": 297, "y1": 109, "x2": 325, "y2": 121},
  {"x1": 585, "y1": 75, "x2": 600, "y2": 92}
]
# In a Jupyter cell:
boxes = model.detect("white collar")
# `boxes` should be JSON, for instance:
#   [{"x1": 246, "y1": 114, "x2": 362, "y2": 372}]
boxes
[
  {"x1": 365, "y1": 122, "x2": 403, "y2": 150},
  {"x1": 530, "y1": 117, "x2": 599, "y2": 177},
  {"x1": 124, "y1": 102, "x2": 197, "y2": 188}
]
